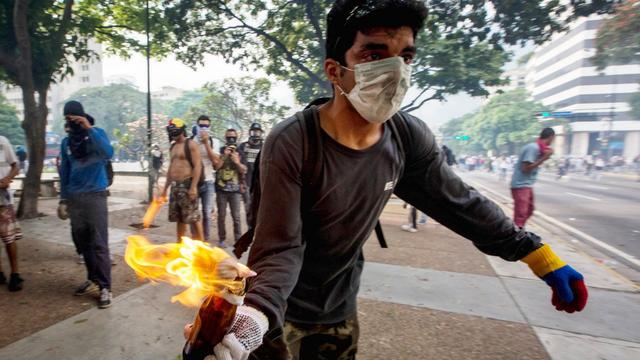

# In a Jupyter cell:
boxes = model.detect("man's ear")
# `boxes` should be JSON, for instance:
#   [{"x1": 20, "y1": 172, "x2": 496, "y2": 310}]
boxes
[{"x1": 324, "y1": 58, "x2": 342, "y2": 86}]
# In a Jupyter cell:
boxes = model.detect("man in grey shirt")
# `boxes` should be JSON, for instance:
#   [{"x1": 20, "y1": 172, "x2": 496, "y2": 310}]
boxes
[
  {"x1": 511, "y1": 128, "x2": 555, "y2": 228},
  {"x1": 190, "y1": 2, "x2": 588, "y2": 359}
]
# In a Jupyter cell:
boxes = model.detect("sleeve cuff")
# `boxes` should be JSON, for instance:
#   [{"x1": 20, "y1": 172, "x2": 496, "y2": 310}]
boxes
[{"x1": 521, "y1": 244, "x2": 566, "y2": 278}]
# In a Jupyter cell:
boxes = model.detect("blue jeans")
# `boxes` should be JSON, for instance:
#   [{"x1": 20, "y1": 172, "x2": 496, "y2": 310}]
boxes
[{"x1": 198, "y1": 181, "x2": 215, "y2": 242}]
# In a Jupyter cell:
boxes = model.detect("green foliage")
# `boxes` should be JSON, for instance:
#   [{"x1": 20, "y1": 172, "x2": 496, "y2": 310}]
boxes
[
  {"x1": 0, "y1": 1, "x2": 172, "y2": 90},
  {"x1": 592, "y1": 0, "x2": 640, "y2": 69},
  {"x1": 630, "y1": 91, "x2": 640, "y2": 119},
  {"x1": 55, "y1": 84, "x2": 148, "y2": 138},
  {"x1": 0, "y1": 93, "x2": 24, "y2": 145},
  {"x1": 441, "y1": 89, "x2": 545, "y2": 155},
  {"x1": 164, "y1": 89, "x2": 207, "y2": 119},
  {"x1": 184, "y1": 77, "x2": 290, "y2": 140},
  {"x1": 164, "y1": 0, "x2": 613, "y2": 110}
]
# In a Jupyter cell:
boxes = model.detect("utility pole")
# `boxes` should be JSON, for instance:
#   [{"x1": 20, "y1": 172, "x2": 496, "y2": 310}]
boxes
[{"x1": 146, "y1": 0, "x2": 153, "y2": 202}]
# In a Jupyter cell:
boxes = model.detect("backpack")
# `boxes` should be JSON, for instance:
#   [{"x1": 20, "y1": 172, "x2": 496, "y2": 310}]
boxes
[
  {"x1": 233, "y1": 100, "x2": 411, "y2": 258},
  {"x1": 173, "y1": 138, "x2": 205, "y2": 187}
]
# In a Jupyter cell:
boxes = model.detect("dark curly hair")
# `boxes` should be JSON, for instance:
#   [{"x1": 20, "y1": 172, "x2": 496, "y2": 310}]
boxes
[{"x1": 326, "y1": 0, "x2": 428, "y2": 64}]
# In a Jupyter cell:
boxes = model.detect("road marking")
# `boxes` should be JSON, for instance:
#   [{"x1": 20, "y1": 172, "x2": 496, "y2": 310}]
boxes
[
  {"x1": 465, "y1": 178, "x2": 640, "y2": 269},
  {"x1": 566, "y1": 192, "x2": 601, "y2": 201},
  {"x1": 585, "y1": 185, "x2": 610, "y2": 190}
]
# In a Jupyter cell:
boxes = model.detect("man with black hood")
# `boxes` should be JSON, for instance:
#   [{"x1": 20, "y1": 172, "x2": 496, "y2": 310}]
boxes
[
  {"x1": 58, "y1": 100, "x2": 114, "y2": 309},
  {"x1": 238, "y1": 122, "x2": 264, "y2": 218}
]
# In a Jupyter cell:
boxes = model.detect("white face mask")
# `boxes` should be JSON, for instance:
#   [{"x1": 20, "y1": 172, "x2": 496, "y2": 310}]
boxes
[{"x1": 337, "y1": 56, "x2": 411, "y2": 124}]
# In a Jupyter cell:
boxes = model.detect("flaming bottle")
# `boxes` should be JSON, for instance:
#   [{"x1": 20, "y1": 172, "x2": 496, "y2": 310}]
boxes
[{"x1": 182, "y1": 282, "x2": 245, "y2": 360}]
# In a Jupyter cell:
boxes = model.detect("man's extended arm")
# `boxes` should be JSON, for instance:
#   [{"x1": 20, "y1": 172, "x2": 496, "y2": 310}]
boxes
[
  {"x1": 394, "y1": 115, "x2": 587, "y2": 312},
  {"x1": 393, "y1": 117, "x2": 540, "y2": 260}
]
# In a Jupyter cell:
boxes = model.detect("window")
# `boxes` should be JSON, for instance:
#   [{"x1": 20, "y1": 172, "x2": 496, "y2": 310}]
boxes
[
  {"x1": 81, "y1": 76, "x2": 90, "y2": 83},
  {"x1": 81, "y1": 64, "x2": 89, "y2": 71}
]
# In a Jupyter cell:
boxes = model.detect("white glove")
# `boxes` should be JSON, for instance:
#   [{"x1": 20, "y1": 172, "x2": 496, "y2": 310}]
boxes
[{"x1": 206, "y1": 306, "x2": 269, "y2": 360}]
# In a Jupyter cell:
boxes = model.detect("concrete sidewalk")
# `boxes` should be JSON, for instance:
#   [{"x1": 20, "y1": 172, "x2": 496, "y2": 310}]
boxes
[{"x1": 1, "y1": 183, "x2": 639, "y2": 359}]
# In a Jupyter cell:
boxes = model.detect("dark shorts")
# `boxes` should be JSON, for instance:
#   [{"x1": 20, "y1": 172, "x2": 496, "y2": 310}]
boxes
[
  {"x1": 169, "y1": 178, "x2": 201, "y2": 224},
  {"x1": 0, "y1": 205, "x2": 22, "y2": 245},
  {"x1": 251, "y1": 315, "x2": 359, "y2": 360}
]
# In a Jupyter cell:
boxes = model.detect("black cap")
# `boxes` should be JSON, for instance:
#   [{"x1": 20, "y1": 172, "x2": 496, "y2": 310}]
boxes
[
  {"x1": 249, "y1": 122, "x2": 262, "y2": 131},
  {"x1": 63, "y1": 100, "x2": 85, "y2": 117}
]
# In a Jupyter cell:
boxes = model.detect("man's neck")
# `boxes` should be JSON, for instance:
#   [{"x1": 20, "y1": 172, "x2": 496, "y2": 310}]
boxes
[{"x1": 318, "y1": 96, "x2": 384, "y2": 150}]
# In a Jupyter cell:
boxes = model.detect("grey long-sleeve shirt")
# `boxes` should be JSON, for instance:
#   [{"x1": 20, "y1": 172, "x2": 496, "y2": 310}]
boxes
[{"x1": 244, "y1": 108, "x2": 541, "y2": 331}]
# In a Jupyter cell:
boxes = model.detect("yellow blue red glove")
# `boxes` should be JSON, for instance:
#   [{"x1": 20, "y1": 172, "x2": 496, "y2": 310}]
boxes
[{"x1": 522, "y1": 244, "x2": 588, "y2": 313}]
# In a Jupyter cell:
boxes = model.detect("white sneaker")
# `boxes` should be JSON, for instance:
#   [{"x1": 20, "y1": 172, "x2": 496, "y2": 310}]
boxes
[
  {"x1": 401, "y1": 224, "x2": 418, "y2": 233},
  {"x1": 98, "y1": 288, "x2": 112, "y2": 309}
]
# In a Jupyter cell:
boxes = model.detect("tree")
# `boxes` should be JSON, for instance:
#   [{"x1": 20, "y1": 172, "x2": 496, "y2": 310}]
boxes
[
  {"x1": 0, "y1": 0, "x2": 171, "y2": 218},
  {"x1": 164, "y1": 89, "x2": 207, "y2": 119},
  {"x1": 0, "y1": 93, "x2": 25, "y2": 145},
  {"x1": 165, "y1": 0, "x2": 615, "y2": 109},
  {"x1": 55, "y1": 84, "x2": 148, "y2": 138},
  {"x1": 440, "y1": 89, "x2": 545, "y2": 155},
  {"x1": 592, "y1": 0, "x2": 640, "y2": 69},
  {"x1": 184, "y1": 77, "x2": 290, "y2": 140}
]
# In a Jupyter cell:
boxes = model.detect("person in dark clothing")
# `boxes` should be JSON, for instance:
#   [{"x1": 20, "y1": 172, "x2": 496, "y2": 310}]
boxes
[
  {"x1": 185, "y1": 1, "x2": 589, "y2": 359},
  {"x1": 442, "y1": 144, "x2": 456, "y2": 166},
  {"x1": 150, "y1": 144, "x2": 163, "y2": 187},
  {"x1": 214, "y1": 129, "x2": 247, "y2": 247},
  {"x1": 238, "y1": 122, "x2": 264, "y2": 219},
  {"x1": 58, "y1": 100, "x2": 114, "y2": 309}
]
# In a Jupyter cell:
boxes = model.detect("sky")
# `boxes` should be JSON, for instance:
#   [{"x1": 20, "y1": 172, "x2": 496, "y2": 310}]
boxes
[{"x1": 102, "y1": 44, "x2": 531, "y2": 133}]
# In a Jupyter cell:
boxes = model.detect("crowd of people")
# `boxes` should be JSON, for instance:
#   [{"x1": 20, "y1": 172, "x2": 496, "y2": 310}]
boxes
[
  {"x1": 157, "y1": 117, "x2": 264, "y2": 248},
  {"x1": 456, "y1": 151, "x2": 640, "y2": 181}
]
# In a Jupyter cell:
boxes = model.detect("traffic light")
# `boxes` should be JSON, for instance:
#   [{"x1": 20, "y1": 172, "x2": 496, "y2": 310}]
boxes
[
  {"x1": 454, "y1": 135, "x2": 470, "y2": 141},
  {"x1": 536, "y1": 111, "x2": 551, "y2": 117}
]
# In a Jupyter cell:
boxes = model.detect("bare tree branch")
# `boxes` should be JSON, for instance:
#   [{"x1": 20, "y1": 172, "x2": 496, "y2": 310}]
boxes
[
  {"x1": 402, "y1": 93, "x2": 442, "y2": 113},
  {"x1": 402, "y1": 86, "x2": 432, "y2": 110},
  {"x1": 219, "y1": 2, "x2": 328, "y2": 89}
]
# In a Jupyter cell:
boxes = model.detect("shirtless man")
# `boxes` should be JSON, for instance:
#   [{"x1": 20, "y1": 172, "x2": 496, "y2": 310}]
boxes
[{"x1": 161, "y1": 118, "x2": 204, "y2": 242}]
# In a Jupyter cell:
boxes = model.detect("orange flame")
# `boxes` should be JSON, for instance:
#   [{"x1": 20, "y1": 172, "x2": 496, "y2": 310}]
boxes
[
  {"x1": 142, "y1": 197, "x2": 166, "y2": 228},
  {"x1": 125, "y1": 235, "x2": 247, "y2": 307}
]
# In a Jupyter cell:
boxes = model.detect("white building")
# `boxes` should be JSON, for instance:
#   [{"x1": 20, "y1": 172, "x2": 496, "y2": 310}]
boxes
[
  {"x1": 152, "y1": 86, "x2": 184, "y2": 101},
  {"x1": 526, "y1": 14, "x2": 640, "y2": 159},
  {"x1": 0, "y1": 40, "x2": 104, "y2": 124}
]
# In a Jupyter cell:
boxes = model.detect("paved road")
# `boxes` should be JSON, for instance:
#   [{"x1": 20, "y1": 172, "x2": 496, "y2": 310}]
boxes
[{"x1": 458, "y1": 169, "x2": 640, "y2": 262}]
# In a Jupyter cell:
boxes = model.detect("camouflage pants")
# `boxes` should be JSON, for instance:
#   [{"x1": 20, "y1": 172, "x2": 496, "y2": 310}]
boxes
[{"x1": 250, "y1": 315, "x2": 359, "y2": 360}]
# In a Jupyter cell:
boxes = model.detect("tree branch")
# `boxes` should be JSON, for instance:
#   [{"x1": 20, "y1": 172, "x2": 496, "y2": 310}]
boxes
[
  {"x1": 220, "y1": 2, "x2": 328, "y2": 89},
  {"x1": 402, "y1": 92, "x2": 441, "y2": 113},
  {"x1": 402, "y1": 87, "x2": 431, "y2": 110},
  {"x1": 13, "y1": 0, "x2": 33, "y2": 88},
  {"x1": 300, "y1": 0, "x2": 325, "y2": 51}
]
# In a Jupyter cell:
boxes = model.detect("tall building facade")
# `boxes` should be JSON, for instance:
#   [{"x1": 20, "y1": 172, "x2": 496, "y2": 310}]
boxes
[
  {"x1": 526, "y1": 14, "x2": 640, "y2": 159},
  {"x1": 0, "y1": 40, "x2": 104, "y2": 123}
]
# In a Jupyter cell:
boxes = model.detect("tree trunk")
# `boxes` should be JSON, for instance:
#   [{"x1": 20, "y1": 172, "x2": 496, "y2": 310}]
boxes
[{"x1": 17, "y1": 88, "x2": 48, "y2": 219}]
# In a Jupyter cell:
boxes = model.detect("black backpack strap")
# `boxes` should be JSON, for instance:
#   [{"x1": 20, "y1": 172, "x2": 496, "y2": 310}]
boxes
[{"x1": 297, "y1": 107, "x2": 323, "y2": 188}]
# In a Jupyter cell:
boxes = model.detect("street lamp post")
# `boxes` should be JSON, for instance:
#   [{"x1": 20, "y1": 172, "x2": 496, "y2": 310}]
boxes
[{"x1": 146, "y1": 0, "x2": 153, "y2": 202}]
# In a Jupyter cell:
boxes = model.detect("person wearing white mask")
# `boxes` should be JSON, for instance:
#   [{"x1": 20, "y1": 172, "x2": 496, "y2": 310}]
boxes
[{"x1": 190, "y1": 1, "x2": 589, "y2": 359}]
